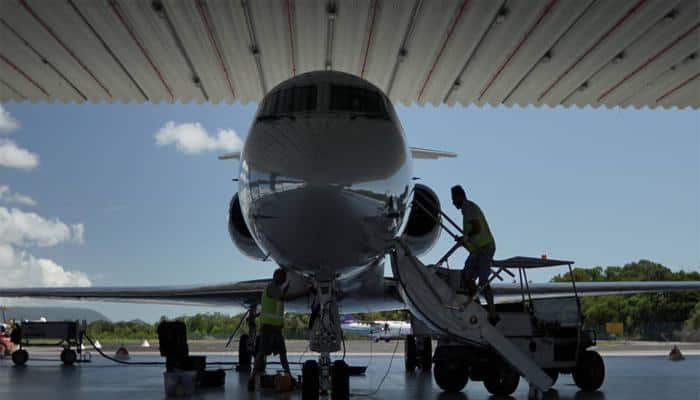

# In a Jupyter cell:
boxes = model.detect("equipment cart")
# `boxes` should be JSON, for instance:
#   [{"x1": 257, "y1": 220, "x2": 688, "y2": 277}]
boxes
[
  {"x1": 429, "y1": 257, "x2": 604, "y2": 396},
  {"x1": 9, "y1": 320, "x2": 88, "y2": 366}
]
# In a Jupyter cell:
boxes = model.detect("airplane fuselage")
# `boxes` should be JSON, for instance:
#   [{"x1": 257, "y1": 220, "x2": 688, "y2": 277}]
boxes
[{"x1": 238, "y1": 71, "x2": 414, "y2": 278}]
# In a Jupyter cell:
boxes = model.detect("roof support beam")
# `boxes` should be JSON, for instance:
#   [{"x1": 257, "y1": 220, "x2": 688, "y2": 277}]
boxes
[
  {"x1": 386, "y1": 0, "x2": 422, "y2": 97},
  {"x1": 360, "y1": 0, "x2": 379, "y2": 78},
  {"x1": 417, "y1": 0, "x2": 470, "y2": 102},
  {"x1": 655, "y1": 70, "x2": 700, "y2": 104},
  {"x1": 537, "y1": 0, "x2": 647, "y2": 103},
  {"x1": 285, "y1": 0, "x2": 297, "y2": 76},
  {"x1": 0, "y1": 17, "x2": 86, "y2": 101},
  {"x1": 597, "y1": 22, "x2": 700, "y2": 103},
  {"x1": 150, "y1": 0, "x2": 207, "y2": 101},
  {"x1": 241, "y1": 0, "x2": 267, "y2": 94},
  {"x1": 19, "y1": 0, "x2": 111, "y2": 99},
  {"x1": 108, "y1": 0, "x2": 173, "y2": 101},
  {"x1": 443, "y1": 1, "x2": 504, "y2": 104},
  {"x1": 478, "y1": 0, "x2": 558, "y2": 102},
  {"x1": 0, "y1": 52, "x2": 49, "y2": 97},
  {"x1": 195, "y1": 0, "x2": 234, "y2": 100},
  {"x1": 67, "y1": 0, "x2": 147, "y2": 102},
  {"x1": 0, "y1": 78, "x2": 25, "y2": 100},
  {"x1": 325, "y1": 2, "x2": 337, "y2": 71}
]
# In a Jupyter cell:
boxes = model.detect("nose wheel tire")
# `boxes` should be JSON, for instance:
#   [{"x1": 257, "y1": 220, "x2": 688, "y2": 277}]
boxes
[
  {"x1": 483, "y1": 365, "x2": 520, "y2": 396},
  {"x1": 573, "y1": 350, "x2": 605, "y2": 391},
  {"x1": 433, "y1": 358, "x2": 469, "y2": 392},
  {"x1": 331, "y1": 360, "x2": 349, "y2": 400},
  {"x1": 60, "y1": 348, "x2": 77, "y2": 366},
  {"x1": 12, "y1": 349, "x2": 28, "y2": 366},
  {"x1": 302, "y1": 360, "x2": 320, "y2": 400},
  {"x1": 404, "y1": 335, "x2": 417, "y2": 372}
]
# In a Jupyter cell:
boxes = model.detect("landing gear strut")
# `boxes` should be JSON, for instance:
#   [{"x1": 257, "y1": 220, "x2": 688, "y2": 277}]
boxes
[{"x1": 303, "y1": 279, "x2": 348, "y2": 400}]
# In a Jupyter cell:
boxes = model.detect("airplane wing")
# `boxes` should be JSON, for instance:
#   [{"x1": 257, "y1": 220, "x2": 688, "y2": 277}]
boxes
[
  {"x1": 409, "y1": 147, "x2": 457, "y2": 160},
  {"x1": 1, "y1": 278, "x2": 698, "y2": 311},
  {"x1": 0, "y1": 280, "x2": 269, "y2": 308},
  {"x1": 490, "y1": 281, "x2": 700, "y2": 303}
]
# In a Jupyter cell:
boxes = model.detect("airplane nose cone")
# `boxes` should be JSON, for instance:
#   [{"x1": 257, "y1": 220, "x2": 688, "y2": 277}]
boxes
[
  {"x1": 239, "y1": 117, "x2": 413, "y2": 275},
  {"x1": 249, "y1": 185, "x2": 397, "y2": 273}
]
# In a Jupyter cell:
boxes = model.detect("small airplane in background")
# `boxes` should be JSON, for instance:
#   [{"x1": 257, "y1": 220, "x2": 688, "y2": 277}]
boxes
[{"x1": 340, "y1": 315, "x2": 412, "y2": 343}]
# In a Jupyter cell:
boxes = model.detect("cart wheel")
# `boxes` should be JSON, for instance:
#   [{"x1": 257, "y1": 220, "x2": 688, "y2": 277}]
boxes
[
  {"x1": 61, "y1": 348, "x2": 77, "y2": 366},
  {"x1": 433, "y1": 358, "x2": 469, "y2": 392},
  {"x1": 12, "y1": 349, "x2": 28, "y2": 366},
  {"x1": 545, "y1": 369, "x2": 559, "y2": 386},
  {"x1": 573, "y1": 350, "x2": 605, "y2": 391},
  {"x1": 484, "y1": 365, "x2": 520, "y2": 396},
  {"x1": 419, "y1": 337, "x2": 432, "y2": 372},
  {"x1": 405, "y1": 335, "x2": 417, "y2": 372},
  {"x1": 331, "y1": 360, "x2": 349, "y2": 400},
  {"x1": 302, "y1": 359, "x2": 320, "y2": 400}
]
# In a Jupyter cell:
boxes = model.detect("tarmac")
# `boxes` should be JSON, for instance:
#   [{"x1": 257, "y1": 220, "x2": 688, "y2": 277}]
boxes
[{"x1": 1, "y1": 342, "x2": 699, "y2": 399}]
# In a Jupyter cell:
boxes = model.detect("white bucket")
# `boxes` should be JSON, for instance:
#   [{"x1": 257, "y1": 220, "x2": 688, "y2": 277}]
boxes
[{"x1": 163, "y1": 371, "x2": 196, "y2": 397}]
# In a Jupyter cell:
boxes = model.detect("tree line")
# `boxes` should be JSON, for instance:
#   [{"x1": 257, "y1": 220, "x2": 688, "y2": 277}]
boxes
[{"x1": 86, "y1": 260, "x2": 699, "y2": 341}]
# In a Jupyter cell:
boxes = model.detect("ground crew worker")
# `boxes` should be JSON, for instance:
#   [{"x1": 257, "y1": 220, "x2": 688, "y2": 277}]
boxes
[
  {"x1": 248, "y1": 268, "x2": 308, "y2": 391},
  {"x1": 451, "y1": 185, "x2": 498, "y2": 324}
]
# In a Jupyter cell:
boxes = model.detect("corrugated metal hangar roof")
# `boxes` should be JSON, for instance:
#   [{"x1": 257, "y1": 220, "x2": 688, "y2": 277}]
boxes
[{"x1": 0, "y1": 0, "x2": 698, "y2": 108}]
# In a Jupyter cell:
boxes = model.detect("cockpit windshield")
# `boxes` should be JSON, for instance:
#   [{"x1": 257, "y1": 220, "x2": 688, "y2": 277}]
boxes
[
  {"x1": 260, "y1": 85, "x2": 317, "y2": 116},
  {"x1": 330, "y1": 85, "x2": 388, "y2": 117}
]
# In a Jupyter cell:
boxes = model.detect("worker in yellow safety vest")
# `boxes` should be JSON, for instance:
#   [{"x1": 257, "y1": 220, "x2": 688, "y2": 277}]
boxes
[
  {"x1": 451, "y1": 185, "x2": 498, "y2": 324},
  {"x1": 248, "y1": 268, "x2": 310, "y2": 391}
]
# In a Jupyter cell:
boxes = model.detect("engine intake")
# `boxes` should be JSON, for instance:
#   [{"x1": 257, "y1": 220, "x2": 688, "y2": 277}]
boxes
[
  {"x1": 228, "y1": 194, "x2": 266, "y2": 260},
  {"x1": 402, "y1": 184, "x2": 441, "y2": 256}
]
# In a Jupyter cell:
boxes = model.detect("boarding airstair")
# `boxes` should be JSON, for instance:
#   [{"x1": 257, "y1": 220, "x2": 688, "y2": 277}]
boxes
[
  {"x1": 391, "y1": 241, "x2": 553, "y2": 391},
  {"x1": 390, "y1": 192, "x2": 553, "y2": 392}
]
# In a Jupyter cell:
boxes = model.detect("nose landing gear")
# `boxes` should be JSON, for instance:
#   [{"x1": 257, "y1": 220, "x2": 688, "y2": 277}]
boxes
[{"x1": 302, "y1": 279, "x2": 349, "y2": 400}]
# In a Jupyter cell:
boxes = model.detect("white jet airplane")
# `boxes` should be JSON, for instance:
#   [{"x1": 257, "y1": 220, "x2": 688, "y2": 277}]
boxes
[
  {"x1": 2, "y1": 71, "x2": 698, "y2": 398},
  {"x1": 340, "y1": 315, "x2": 411, "y2": 342}
]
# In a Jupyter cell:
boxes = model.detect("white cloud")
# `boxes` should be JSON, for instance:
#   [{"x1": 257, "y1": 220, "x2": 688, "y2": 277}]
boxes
[
  {"x1": 155, "y1": 121, "x2": 243, "y2": 154},
  {"x1": 0, "y1": 139, "x2": 39, "y2": 170},
  {"x1": 0, "y1": 207, "x2": 84, "y2": 247},
  {"x1": 0, "y1": 185, "x2": 36, "y2": 206},
  {"x1": 0, "y1": 243, "x2": 91, "y2": 287},
  {"x1": 0, "y1": 105, "x2": 19, "y2": 133}
]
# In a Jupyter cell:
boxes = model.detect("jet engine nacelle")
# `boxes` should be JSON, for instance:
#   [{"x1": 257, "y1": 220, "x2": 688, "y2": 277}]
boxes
[
  {"x1": 228, "y1": 193, "x2": 266, "y2": 260},
  {"x1": 402, "y1": 184, "x2": 441, "y2": 256}
]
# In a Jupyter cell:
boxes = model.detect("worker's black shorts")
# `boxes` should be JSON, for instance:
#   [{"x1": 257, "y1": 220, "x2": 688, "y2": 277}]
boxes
[
  {"x1": 462, "y1": 242, "x2": 496, "y2": 287},
  {"x1": 259, "y1": 324, "x2": 286, "y2": 356}
]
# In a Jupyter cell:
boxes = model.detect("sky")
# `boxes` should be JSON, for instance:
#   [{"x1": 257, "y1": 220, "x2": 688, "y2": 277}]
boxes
[{"x1": 0, "y1": 101, "x2": 698, "y2": 321}]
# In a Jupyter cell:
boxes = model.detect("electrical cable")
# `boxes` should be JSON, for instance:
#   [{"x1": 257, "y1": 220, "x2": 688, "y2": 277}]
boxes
[
  {"x1": 350, "y1": 339, "x2": 400, "y2": 398},
  {"x1": 83, "y1": 333, "x2": 164, "y2": 365}
]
